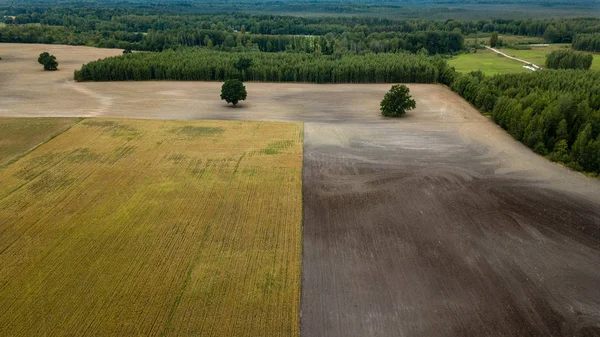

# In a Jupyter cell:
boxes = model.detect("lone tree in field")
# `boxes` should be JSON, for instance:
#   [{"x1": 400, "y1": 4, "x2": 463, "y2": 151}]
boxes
[
  {"x1": 490, "y1": 32, "x2": 499, "y2": 48},
  {"x1": 380, "y1": 85, "x2": 416, "y2": 117},
  {"x1": 38, "y1": 52, "x2": 58, "y2": 71},
  {"x1": 220, "y1": 79, "x2": 247, "y2": 107}
]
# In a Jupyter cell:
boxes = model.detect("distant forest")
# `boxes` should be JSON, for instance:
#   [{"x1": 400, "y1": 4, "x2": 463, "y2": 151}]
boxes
[
  {"x1": 0, "y1": 1, "x2": 597, "y2": 19},
  {"x1": 1, "y1": 5, "x2": 599, "y2": 52}
]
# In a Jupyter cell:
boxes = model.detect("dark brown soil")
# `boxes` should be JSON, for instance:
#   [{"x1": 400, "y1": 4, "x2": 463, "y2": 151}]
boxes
[{"x1": 301, "y1": 124, "x2": 600, "y2": 337}]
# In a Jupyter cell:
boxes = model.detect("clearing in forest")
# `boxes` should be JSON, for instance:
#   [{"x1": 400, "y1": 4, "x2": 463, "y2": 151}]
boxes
[
  {"x1": 0, "y1": 118, "x2": 303, "y2": 337},
  {"x1": 450, "y1": 44, "x2": 600, "y2": 74},
  {"x1": 448, "y1": 49, "x2": 528, "y2": 75}
]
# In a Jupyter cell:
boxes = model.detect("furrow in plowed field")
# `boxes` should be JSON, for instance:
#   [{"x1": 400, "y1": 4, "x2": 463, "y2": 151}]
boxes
[{"x1": 0, "y1": 118, "x2": 302, "y2": 337}]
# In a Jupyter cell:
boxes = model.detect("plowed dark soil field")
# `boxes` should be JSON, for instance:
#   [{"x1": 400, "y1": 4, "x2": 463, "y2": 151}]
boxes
[{"x1": 301, "y1": 123, "x2": 600, "y2": 337}]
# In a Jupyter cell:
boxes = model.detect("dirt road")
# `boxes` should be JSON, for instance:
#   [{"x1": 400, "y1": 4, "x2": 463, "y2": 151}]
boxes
[
  {"x1": 486, "y1": 46, "x2": 541, "y2": 69},
  {"x1": 1, "y1": 44, "x2": 600, "y2": 336}
]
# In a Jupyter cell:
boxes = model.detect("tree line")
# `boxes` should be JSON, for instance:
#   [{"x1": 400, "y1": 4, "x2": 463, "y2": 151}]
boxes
[
  {"x1": 572, "y1": 33, "x2": 600, "y2": 52},
  {"x1": 74, "y1": 48, "x2": 448, "y2": 83},
  {"x1": 0, "y1": 22, "x2": 465, "y2": 55},
  {"x1": 448, "y1": 69, "x2": 600, "y2": 174},
  {"x1": 0, "y1": 23, "x2": 463, "y2": 54}
]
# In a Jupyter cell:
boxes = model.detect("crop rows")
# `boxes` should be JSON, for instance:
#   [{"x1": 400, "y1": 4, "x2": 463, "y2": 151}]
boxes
[{"x1": 0, "y1": 118, "x2": 303, "y2": 337}]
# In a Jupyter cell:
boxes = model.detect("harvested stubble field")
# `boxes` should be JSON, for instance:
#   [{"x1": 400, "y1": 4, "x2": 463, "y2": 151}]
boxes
[
  {"x1": 0, "y1": 118, "x2": 303, "y2": 336},
  {"x1": 2, "y1": 43, "x2": 600, "y2": 336}
]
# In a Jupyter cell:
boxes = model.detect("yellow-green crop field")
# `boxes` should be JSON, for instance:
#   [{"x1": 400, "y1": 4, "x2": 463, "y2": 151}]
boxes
[{"x1": 0, "y1": 118, "x2": 303, "y2": 336}]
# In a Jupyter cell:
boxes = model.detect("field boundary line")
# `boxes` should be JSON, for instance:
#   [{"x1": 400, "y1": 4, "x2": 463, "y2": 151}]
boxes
[
  {"x1": 0, "y1": 118, "x2": 84, "y2": 169},
  {"x1": 0, "y1": 118, "x2": 85, "y2": 202},
  {"x1": 299, "y1": 123, "x2": 306, "y2": 337}
]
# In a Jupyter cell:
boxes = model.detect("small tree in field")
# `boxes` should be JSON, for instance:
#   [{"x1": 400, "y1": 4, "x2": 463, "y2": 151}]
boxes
[
  {"x1": 220, "y1": 79, "x2": 247, "y2": 107},
  {"x1": 490, "y1": 32, "x2": 499, "y2": 47},
  {"x1": 38, "y1": 52, "x2": 58, "y2": 71},
  {"x1": 380, "y1": 84, "x2": 416, "y2": 117}
]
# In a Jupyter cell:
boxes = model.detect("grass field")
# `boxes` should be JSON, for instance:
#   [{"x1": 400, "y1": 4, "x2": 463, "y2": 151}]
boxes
[
  {"x1": 448, "y1": 49, "x2": 527, "y2": 75},
  {"x1": 498, "y1": 44, "x2": 600, "y2": 71},
  {"x1": 450, "y1": 45, "x2": 600, "y2": 74},
  {"x1": 0, "y1": 118, "x2": 80, "y2": 166},
  {"x1": 497, "y1": 44, "x2": 568, "y2": 67},
  {"x1": 0, "y1": 118, "x2": 303, "y2": 336}
]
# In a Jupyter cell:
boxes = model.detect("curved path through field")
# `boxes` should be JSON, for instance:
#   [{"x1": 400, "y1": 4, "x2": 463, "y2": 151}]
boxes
[{"x1": 1, "y1": 44, "x2": 600, "y2": 336}]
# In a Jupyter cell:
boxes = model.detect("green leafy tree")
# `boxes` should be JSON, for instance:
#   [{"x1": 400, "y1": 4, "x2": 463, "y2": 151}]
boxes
[
  {"x1": 544, "y1": 25, "x2": 560, "y2": 43},
  {"x1": 234, "y1": 57, "x2": 253, "y2": 80},
  {"x1": 38, "y1": 52, "x2": 51, "y2": 66},
  {"x1": 38, "y1": 52, "x2": 58, "y2": 71},
  {"x1": 572, "y1": 123, "x2": 592, "y2": 165},
  {"x1": 490, "y1": 32, "x2": 499, "y2": 48},
  {"x1": 220, "y1": 79, "x2": 247, "y2": 107},
  {"x1": 550, "y1": 139, "x2": 569, "y2": 163},
  {"x1": 556, "y1": 119, "x2": 568, "y2": 141},
  {"x1": 380, "y1": 84, "x2": 416, "y2": 117}
]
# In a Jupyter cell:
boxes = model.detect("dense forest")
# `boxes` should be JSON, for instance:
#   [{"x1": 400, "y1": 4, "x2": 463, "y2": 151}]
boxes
[
  {"x1": 450, "y1": 70, "x2": 600, "y2": 174},
  {"x1": 74, "y1": 49, "x2": 448, "y2": 83},
  {"x1": 2, "y1": 6, "x2": 599, "y2": 38},
  {"x1": 0, "y1": 0, "x2": 597, "y2": 19},
  {"x1": 573, "y1": 33, "x2": 600, "y2": 52},
  {"x1": 1, "y1": 5, "x2": 599, "y2": 52}
]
